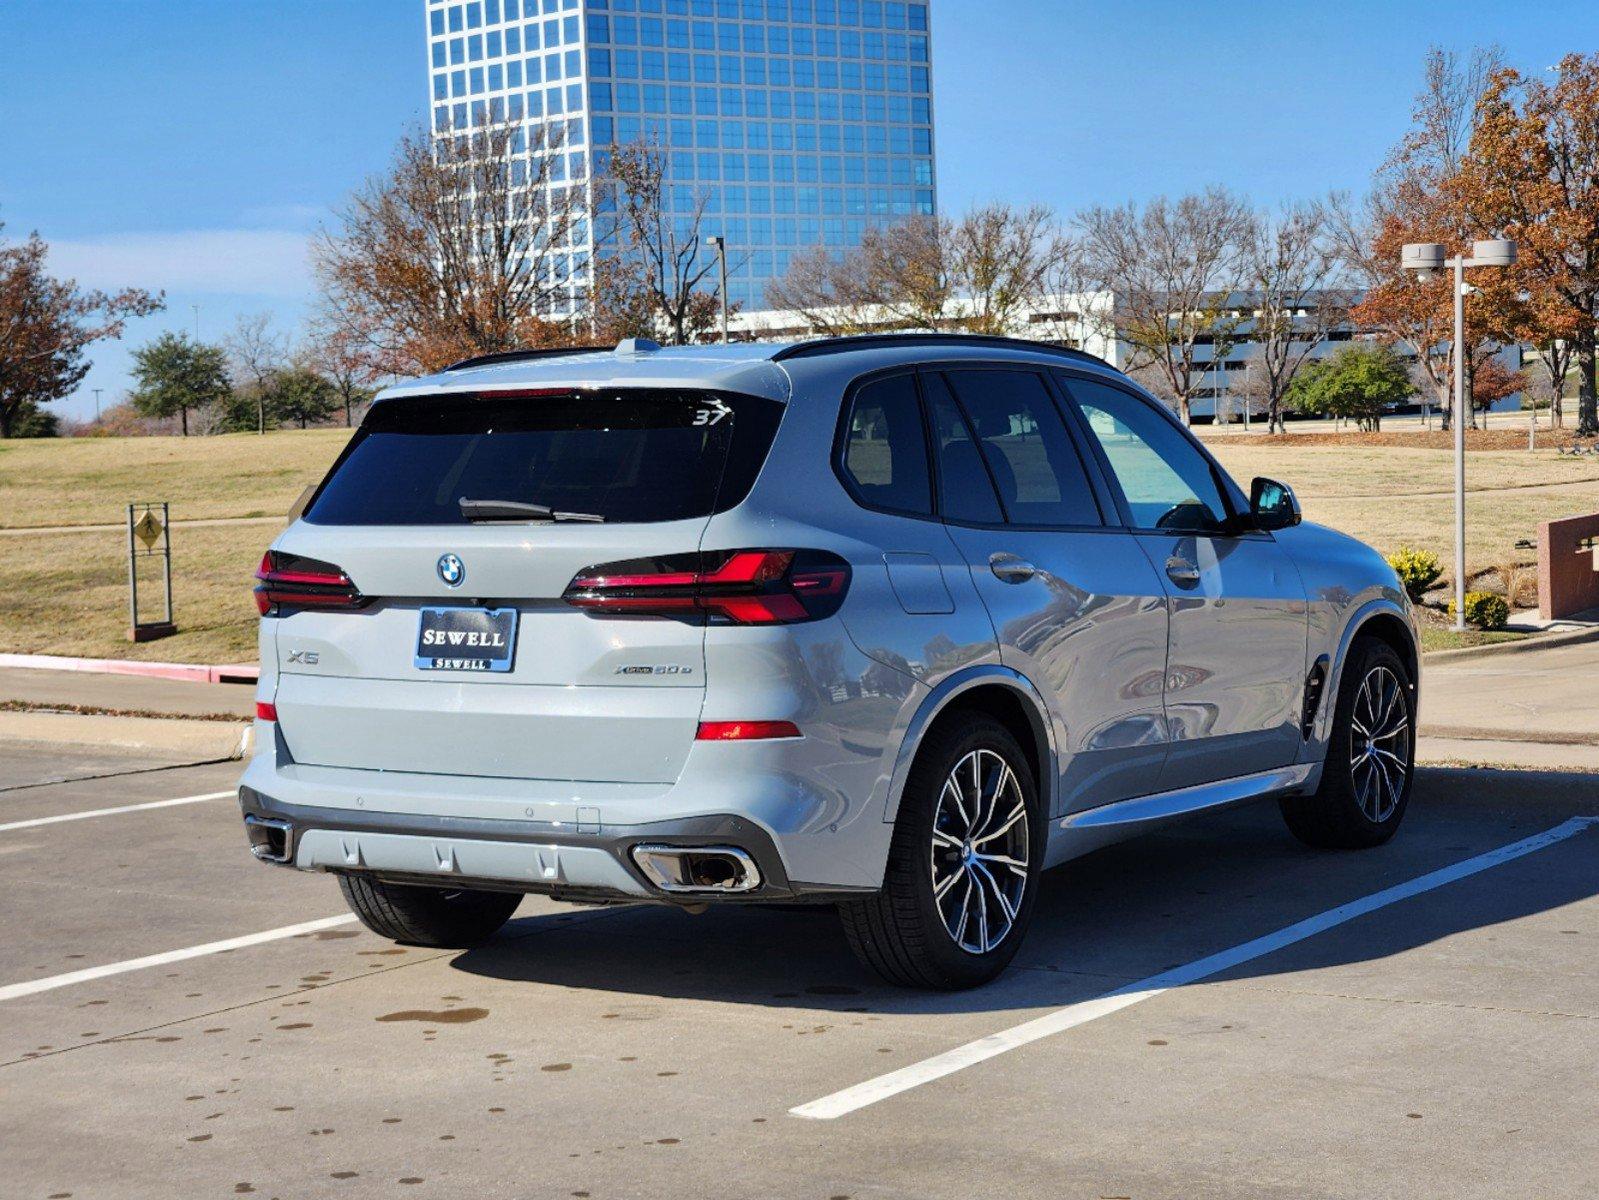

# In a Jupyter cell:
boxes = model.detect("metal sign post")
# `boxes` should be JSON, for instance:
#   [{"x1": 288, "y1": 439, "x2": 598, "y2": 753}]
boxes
[{"x1": 127, "y1": 501, "x2": 176, "y2": 642}]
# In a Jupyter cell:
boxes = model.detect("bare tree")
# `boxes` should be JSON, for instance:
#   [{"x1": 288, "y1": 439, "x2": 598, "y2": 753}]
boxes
[
  {"x1": 1023, "y1": 244, "x2": 1106, "y2": 350},
  {"x1": 597, "y1": 141, "x2": 723, "y2": 345},
  {"x1": 858, "y1": 216, "x2": 957, "y2": 331},
  {"x1": 305, "y1": 316, "x2": 380, "y2": 427},
  {"x1": 766, "y1": 203, "x2": 1066, "y2": 337},
  {"x1": 1073, "y1": 188, "x2": 1255, "y2": 424},
  {"x1": 1245, "y1": 203, "x2": 1353, "y2": 433},
  {"x1": 225, "y1": 312, "x2": 289, "y2": 435},
  {"x1": 314, "y1": 118, "x2": 583, "y2": 377},
  {"x1": 764, "y1": 216, "x2": 953, "y2": 334},
  {"x1": 1339, "y1": 47, "x2": 1507, "y2": 431},
  {"x1": 950, "y1": 204, "x2": 1068, "y2": 335},
  {"x1": 762, "y1": 243, "x2": 876, "y2": 334}
]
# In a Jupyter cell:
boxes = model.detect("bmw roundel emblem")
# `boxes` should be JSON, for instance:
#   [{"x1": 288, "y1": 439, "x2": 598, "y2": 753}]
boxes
[{"x1": 437, "y1": 553, "x2": 465, "y2": 587}]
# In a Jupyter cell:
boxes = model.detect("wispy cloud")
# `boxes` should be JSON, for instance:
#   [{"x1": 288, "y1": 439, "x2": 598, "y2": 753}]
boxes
[{"x1": 46, "y1": 229, "x2": 313, "y2": 298}]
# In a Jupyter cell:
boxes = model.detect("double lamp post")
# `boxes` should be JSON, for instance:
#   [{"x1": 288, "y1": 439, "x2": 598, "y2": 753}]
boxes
[{"x1": 1399, "y1": 238, "x2": 1517, "y2": 632}]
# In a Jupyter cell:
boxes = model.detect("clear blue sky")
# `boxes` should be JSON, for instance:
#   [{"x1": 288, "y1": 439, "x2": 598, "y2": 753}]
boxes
[{"x1": 3, "y1": 0, "x2": 1595, "y2": 421}]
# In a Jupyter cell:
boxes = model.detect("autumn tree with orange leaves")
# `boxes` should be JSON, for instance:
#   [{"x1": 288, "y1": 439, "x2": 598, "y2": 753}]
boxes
[
  {"x1": 1333, "y1": 49, "x2": 1509, "y2": 431},
  {"x1": 1455, "y1": 54, "x2": 1599, "y2": 436},
  {"x1": 0, "y1": 216, "x2": 163, "y2": 437},
  {"x1": 313, "y1": 120, "x2": 585, "y2": 379}
]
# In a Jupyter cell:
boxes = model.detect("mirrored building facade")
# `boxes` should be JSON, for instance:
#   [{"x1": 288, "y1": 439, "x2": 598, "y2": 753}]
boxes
[{"x1": 426, "y1": 0, "x2": 936, "y2": 313}]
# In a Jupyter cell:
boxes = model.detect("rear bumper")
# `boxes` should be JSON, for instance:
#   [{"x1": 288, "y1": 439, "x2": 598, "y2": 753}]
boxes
[{"x1": 238, "y1": 781, "x2": 869, "y2": 904}]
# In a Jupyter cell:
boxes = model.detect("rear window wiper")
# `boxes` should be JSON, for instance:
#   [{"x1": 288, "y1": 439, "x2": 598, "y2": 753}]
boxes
[{"x1": 458, "y1": 498, "x2": 605, "y2": 523}]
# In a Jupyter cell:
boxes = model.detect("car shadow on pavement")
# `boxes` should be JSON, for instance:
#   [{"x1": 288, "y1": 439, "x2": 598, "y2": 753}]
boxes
[{"x1": 447, "y1": 766, "x2": 1599, "y2": 1017}]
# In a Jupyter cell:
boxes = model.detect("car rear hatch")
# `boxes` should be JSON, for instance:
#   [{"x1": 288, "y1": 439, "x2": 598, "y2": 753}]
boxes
[{"x1": 263, "y1": 385, "x2": 782, "y2": 785}]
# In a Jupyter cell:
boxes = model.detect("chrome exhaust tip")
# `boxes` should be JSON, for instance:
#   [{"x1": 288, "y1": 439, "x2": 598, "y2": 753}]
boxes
[
  {"x1": 245, "y1": 815, "x2": 294, "y2": 864},
  {"x1": 630, "y1": 844, "x2": 762, "y2": 894}
]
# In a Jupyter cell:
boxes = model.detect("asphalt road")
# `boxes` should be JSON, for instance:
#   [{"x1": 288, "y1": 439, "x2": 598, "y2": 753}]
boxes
[{"x1": 2, "y1": 742, "x2": 1596, "y2": 1199}]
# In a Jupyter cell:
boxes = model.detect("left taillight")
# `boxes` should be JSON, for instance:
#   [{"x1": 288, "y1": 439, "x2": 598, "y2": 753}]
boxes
[
  {"x1": 563, "y1": 549, "x2": 851, "y2": 625},
  {"x1": 254, "y1": 550, "x2": 367, "y2": 616}
]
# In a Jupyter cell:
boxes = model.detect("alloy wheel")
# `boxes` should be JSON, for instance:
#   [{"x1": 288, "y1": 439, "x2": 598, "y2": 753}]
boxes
[
  {"x1": 929, "y1": 748, "x2": 1030, "y2": 954},
  {"x1": 1350, "y1": 664, "x2": 1410, "y2": 823}
]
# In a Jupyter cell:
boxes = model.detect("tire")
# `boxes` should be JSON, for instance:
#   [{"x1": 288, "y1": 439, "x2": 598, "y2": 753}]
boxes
[
  {"x1": 839, "y1": 713, "x2": 1042, "y2": 989},
  {"x1": 337, "y1": 875, "x2": 522, "y2": 948},
  {"x1": 1280, "y1": 635, "x2": 1416, "y2": 849}
]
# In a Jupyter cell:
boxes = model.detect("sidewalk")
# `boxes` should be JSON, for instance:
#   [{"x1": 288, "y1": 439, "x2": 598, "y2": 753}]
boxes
[
  {"x1": 1418, "y1": 637, "x2": 1599, "y2": 771},
  {"x1": 0, "y1": 667, "x2": 254, "y2": 720},
  {"x1": 0, "y1": 666, "x2": 256, "y2": 762}
]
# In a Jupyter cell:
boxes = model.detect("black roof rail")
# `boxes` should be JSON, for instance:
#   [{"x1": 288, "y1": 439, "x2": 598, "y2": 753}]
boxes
[
  {"x1": 445, "y1": 345, "x2": 612, "y2": 372},
  {"x1": 769, "y1": 332, "x2": 1118, "y2": 370}
]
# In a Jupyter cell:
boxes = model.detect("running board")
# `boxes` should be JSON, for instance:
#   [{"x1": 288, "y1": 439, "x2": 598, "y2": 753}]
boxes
[{"x1": 1061, "y1": 764, "x2": 1316, "y2": 830}]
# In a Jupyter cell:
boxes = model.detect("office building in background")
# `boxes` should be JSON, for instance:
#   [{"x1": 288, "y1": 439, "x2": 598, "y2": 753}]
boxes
[{"x1": 426, "y1": 0, "x2": 937, "y2": 314}]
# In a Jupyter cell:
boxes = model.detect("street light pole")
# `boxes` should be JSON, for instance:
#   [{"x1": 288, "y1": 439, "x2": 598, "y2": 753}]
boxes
[
  {"x1": 1451, "y1": 251, "x2": 1468, "y2": 630},
  {"x1": 707, "y1": 236, "x2": 729, "y2": 345},
  {"x1": 1402, "y1": 239, "x2": 1517, "y2": 632}
]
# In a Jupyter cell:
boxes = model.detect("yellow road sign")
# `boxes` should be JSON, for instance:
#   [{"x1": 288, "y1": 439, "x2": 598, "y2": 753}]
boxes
[{"x1": 133, "y1": 509, "x2": 164, "y2": 549}]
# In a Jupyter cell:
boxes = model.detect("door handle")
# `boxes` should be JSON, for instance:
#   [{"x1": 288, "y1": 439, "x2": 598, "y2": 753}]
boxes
[
  {"x1": 1165, "y1": 556, "x2": 1201, "y2": 587},
  {"x1": 989, "y1": 553, "x2": 1036, "y2": 584}
]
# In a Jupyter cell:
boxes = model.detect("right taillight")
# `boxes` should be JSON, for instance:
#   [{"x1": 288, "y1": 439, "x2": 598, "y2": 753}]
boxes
[
  {"x1": 563, "y1": 549, "x2": 851, "y2": 625},
  {"x1": 254, "y1": 550, "x2": 367, "y2": 616}
]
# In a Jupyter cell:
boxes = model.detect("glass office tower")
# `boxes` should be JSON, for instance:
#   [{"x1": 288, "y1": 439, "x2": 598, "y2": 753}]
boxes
[{"x1": 425, "y1": 0, "x2": 936, "y2": 315}]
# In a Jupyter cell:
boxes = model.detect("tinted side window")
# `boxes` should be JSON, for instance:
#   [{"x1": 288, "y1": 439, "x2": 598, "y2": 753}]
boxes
[
  {"x1": 944, "y1": 369, "x2": 1102, "y2": 528},
  {"x1": 840, "y1": 373, "x2": 932, "y2": 516},
  {"x1": 1061, "y1": 377, "x2": 1229, "y2": 533},
  {"x1": 924, "y1": 373, "x2": 1003, "y2": 524}
]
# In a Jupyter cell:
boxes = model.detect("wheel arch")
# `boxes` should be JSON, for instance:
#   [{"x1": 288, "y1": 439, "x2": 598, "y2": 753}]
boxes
[
  {"x1": 1313, "y1": 599, "x2": 1420, "y2": 748},
  {"x1": 883, "y1": 666, "x2": 1057, "y2": 826}
]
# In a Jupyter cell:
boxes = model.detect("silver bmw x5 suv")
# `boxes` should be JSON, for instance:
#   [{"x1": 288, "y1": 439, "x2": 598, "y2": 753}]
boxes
[{"x1": 240, "y1": 333, "x2": 1419, "y2": 989}]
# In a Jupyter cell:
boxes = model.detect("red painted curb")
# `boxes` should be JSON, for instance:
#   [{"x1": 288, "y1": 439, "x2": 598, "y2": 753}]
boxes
[{"x1": 0, "y1": 653, "x2": 258, "y2": 685}]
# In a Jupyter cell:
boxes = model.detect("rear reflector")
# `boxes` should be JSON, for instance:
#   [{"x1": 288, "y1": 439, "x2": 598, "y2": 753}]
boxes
[
  {"x1": 255, "y1": 701, "x2": 278, "y2": 722},
  {"x1": 564, "y1": 549, "x2": 850, "y2": 625},
  {"x1": 696, "y1": 720, "x2": 802, "y2": 741},
  {"x1": 254, "y1": 550, "x2": 368, "y2": 615}
]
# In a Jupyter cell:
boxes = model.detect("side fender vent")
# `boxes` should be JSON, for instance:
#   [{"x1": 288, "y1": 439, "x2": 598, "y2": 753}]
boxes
[{"x1": 1300, "y1": 655, "x2": 1330, "y2": 739}]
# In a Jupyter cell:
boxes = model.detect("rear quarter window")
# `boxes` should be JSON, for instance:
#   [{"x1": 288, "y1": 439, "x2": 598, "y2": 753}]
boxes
[
  {"x1": 838, "y1": 373, "x2": 933, "y2": 516},
  {"x1": 305, "y1": 389, "x2": 782, "y2": 526}
]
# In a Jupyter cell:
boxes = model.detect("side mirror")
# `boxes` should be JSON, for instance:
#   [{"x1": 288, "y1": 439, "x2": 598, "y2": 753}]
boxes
[{"x1": 1249, "y1": 476, "x2": 1301, "y2": 532}]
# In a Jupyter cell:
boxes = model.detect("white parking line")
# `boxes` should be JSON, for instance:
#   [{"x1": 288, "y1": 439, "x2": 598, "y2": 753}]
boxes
[
  {"x1": 0, "y1": 915, "x2": 359, "y2": 1003},
  {"x1": 792, "y1": 815, "x2": 1599, "y2": 1121},
  {"x1": 0, "y1": 790, "x2": 233, "y2": 832}
]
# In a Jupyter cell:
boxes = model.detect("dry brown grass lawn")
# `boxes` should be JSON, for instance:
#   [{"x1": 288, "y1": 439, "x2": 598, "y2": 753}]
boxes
[
  {"x1": 0, "y1": 428, "x2": 353, "y2": 529},
  {"x1": 0, "y1": 522, "x2": 270, "y2": 663},
  {"x1": 0, "y1": 430, "x2": 353, "y2": 663},
  {"x1": 0, "y1": 428, "x2": 1594, "y2": 662},
  {"x1": 1200, "y1": 436, "x2": 1599, "y2": 571}
]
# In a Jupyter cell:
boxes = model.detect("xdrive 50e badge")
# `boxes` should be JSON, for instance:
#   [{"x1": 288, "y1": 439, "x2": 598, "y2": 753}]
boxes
[{"x1": 437, "y1": 553, "x2": 465, "y2": 587}]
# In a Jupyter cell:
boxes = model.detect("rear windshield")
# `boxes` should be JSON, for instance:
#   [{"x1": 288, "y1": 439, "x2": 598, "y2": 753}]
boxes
[{"x1": 304, "y1": 389, "x2": 783, "y2": 526}]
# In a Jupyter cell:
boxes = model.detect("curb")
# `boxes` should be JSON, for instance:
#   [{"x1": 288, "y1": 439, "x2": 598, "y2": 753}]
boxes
[
  {"x1": 1416, "y1": 734, "x2": 1599, "y2": 774},
  {"x1": 1423, "y1": 623, "x2": 1599, "y2": 664},
  {"x1": 0, "y1": 653, "x2": 258, "y2": 685},
  {"x1": 1419, "y1": 724, "x2": 1599, "y2": 748},
  {"x1": 0, "y1": 711, "x2": 254, "y2": 760}
]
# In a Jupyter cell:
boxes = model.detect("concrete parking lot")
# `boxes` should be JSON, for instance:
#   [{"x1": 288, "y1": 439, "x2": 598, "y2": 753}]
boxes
[{"x1": 2, "y1": 733, "x2": 1596, "y2": 1199}]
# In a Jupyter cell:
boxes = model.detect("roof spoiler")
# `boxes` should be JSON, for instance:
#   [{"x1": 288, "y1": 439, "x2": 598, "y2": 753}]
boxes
[{"x1": 444, "y1": 345, "x2": 612, "y2": 372}]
